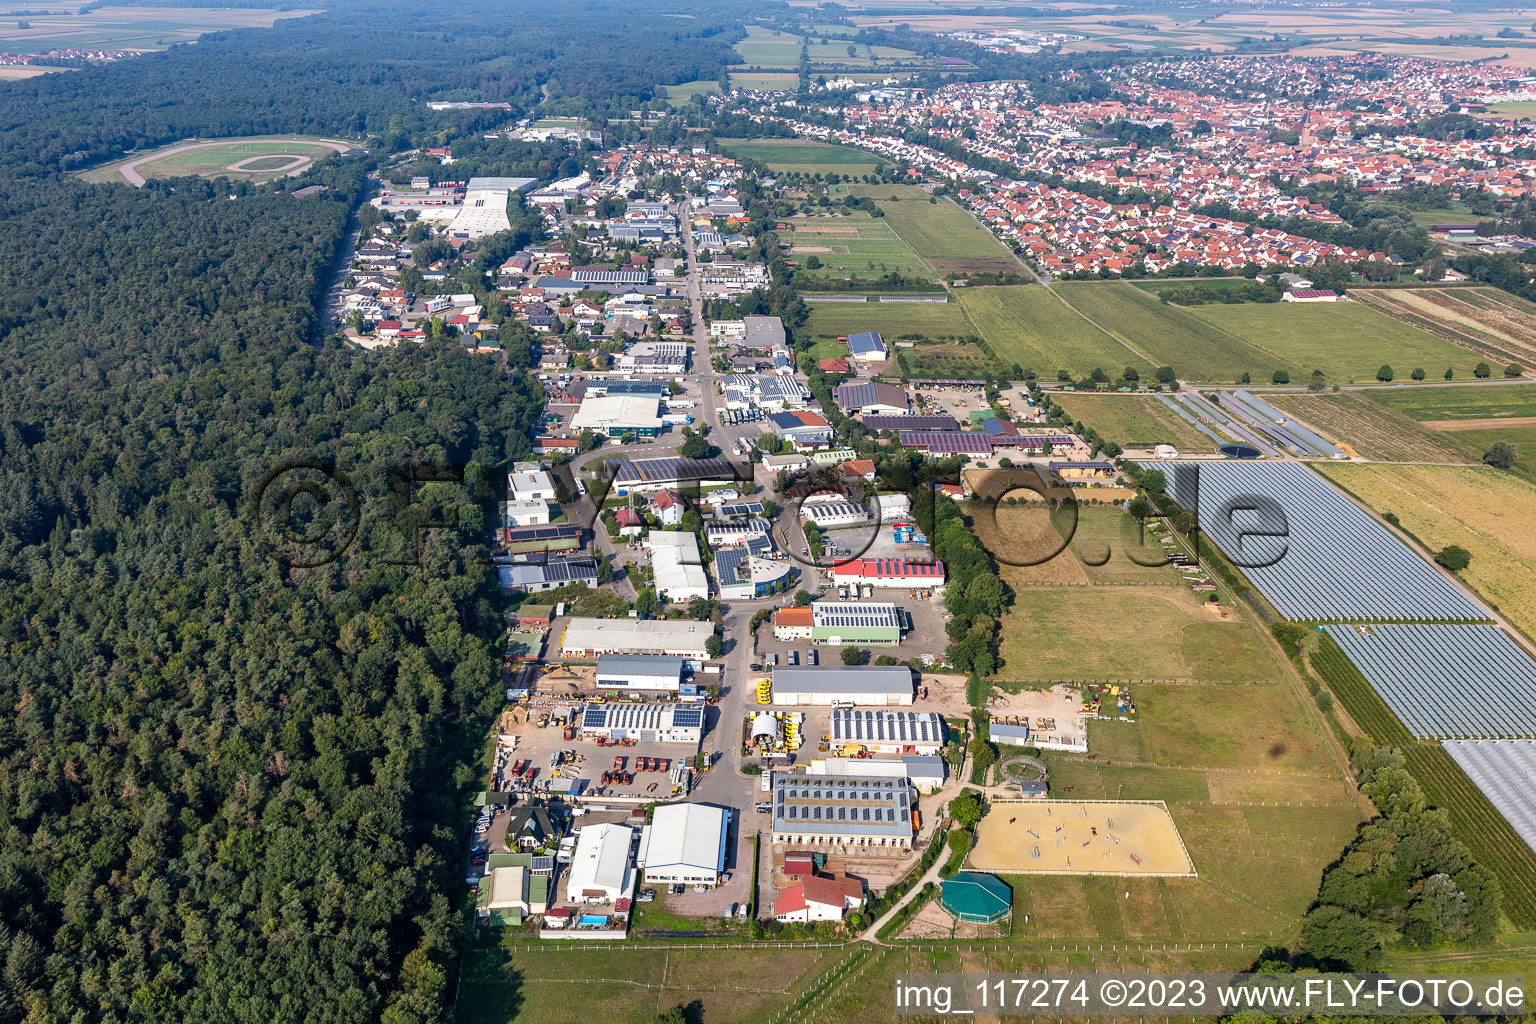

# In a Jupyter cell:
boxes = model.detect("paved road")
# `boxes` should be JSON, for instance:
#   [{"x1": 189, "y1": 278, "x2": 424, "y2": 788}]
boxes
[{"x1": 114, "y1": 136, "x2": 356, "y2": 187}]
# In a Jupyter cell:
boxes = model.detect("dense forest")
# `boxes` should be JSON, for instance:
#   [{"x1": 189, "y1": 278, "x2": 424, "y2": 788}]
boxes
[
  {"x1": 0, "y1": 2, "x2": 753, "y2": 1021},
  {"x1": 0, "y1": 0, "x2": 747, "y2": 175}
]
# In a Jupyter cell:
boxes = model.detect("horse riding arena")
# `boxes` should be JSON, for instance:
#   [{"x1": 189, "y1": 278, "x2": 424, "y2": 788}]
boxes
[
  {"x1": 970, "y1": 800, "x2": 1196, "y2": 877},
  {"x1": 79, "y1": 136, "x2": 356, "y2": 186}
]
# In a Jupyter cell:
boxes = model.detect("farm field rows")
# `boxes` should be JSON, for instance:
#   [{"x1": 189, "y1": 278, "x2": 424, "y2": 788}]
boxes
[
  {"x1": 1055, "y1": 282, "x2": 1274, "y2": 382},
  {"x1": 1053, "y1": 393, "x2": 1214, "y2": 452},
  {"x1": 1187, "y1": 300, "x2": 1483, "y2": 383},
  {"x1": 1317, "y1": 463, "x2": 1536, "y2": 642},
  {"x1": 993, "y1": 585, "x2": 1281, "y2": 683},
  {"x1": 1265, "y1": 392, "x2": 1477, "y2": 463},
  {"x1": 0, "y1": 6, "x2": 316, "y2": 52},
  {"x1": 714, "y1": 138, "x2": 884, "y2": 176},
  {"x1": 1310, "y1": 636, "x2": 1536, "y2": 927},
  {"x1": 1352, "y1": 287, "x2": 1536, "y2": 366},
  {"x1": 957, "y1": 285, "x2": 1144, "y2": 377},
  {"x1": 898, "y1": 339, "x2": 1003, "y2": 379}
]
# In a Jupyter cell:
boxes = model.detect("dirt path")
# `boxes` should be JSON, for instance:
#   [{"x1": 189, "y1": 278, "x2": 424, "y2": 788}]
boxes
[
  {"x1": 114, "y1": 137, "x2": 355, "y2": 186},
  {"x1": 1421, "y1": 415, "x2": 1536, "y2": 431}
]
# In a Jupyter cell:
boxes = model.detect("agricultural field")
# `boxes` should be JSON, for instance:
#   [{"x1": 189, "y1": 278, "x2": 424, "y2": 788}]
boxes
[
  {"x1": 79, "y1": 136, "x2": 353, "y2": 185},
  {"x1": 1266, "y1": 392, "x2": 1477, "y2": 464},
  {"x1": 457, "y1": 945, "x2": 852, "y2": 1024},
  {"x1": 785, "y1": 214, "x2": 930, "y2": 283},
  {"x1": 1056, "y1": 282, "x2": 1275, "y2": 382},
  {"x1": 1363, "y1": 380, "x2": 1536, "y2": 422},
  {"x1": 1352, "y1": 286, "x2": 1536, "y2": 367},
  {"x1": 1052, "y1": 393, "x2": 1213, "y2": 452},
  {"x1": 725, "y1": 71, "x2": 798, "y2": 90},
  {"x1": 0, "y1": 65, "x2": 72, "y2": 80},
  {"x1": 1130, "y1": 277, "x2": 1253, "y2": 295},
  {"x1": 803, "y1": 298, "x2": 971, "y2": 344},
  {"x1": 662, "y1": 79, "x2": 719, "y2": 106},
  {"x1": 714, "y1": 138, "x2": 884, "y2": 176},
  {"x1": 993, "y1": 585, "x2": 1282, "y2": 684},
  {"x1": 733, "y1": 24, "x2": 920, "y2": 68},
  {"x1": 857, "y1": 192, "x2": 1020, "y2": 267},
  {"x1": 1187, "y1": 300, "x2": 1482, "y2": 383},
  {"x1": 1310, "y1": 636, "x2": 1536, "y2": 928},
  {"x1": 0, "y1": 6, "x2": 315, "y2": 52},
  {"x1": 1317, "y1": 463, "x2": 1536, "y2": 642},
  {"x1": 957, "y1": 285, "x2": 1146, "y2": 377}
]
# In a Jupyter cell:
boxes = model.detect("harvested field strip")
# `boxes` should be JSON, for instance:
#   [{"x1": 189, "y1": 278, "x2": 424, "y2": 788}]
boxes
[
  {"x1": 1352, "y1": 290, "x2": 1530, "y2": 366},
  {"x1": 1266, "y1": 392, "x2": 1477, "y2": 463},
  {"x1": 1312, "y1": 637, "x2": 1536, "y2": 927},
  {"x1": 1388, "y1": 288, "x2": 1536, "y2": 357},
  {"x1": 1422, "y1": 415, "x2": 1536, "y2": 431}
]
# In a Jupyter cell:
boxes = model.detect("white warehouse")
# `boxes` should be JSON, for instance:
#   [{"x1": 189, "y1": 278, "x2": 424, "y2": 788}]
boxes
[
  {"x1": 637, "y1": 803, "x2": 730, "y2": 886},
  {"x1": 770, "y1": 666, "x2": 914, "y2": 706}
]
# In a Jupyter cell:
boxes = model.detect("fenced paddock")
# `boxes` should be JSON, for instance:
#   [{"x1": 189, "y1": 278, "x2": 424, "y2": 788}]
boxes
[{"x1": 969, "y1": 800, "x2": 1196, "y2": 877}]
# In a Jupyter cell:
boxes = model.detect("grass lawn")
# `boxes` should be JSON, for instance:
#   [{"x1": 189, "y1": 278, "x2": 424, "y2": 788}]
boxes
[
  {"x1": 714, "y1": 138, "x2": 884, "y2": 176},
  {"x1": 1053, "y1": 393, "x2": 1213, "y2": 452},
  {"x1": 957, "y1": 285, "x2": 1146, "y2": 377},
  {"x1": 993, "y1": 586, "x2": 1281, "y2": 684},
  {"x1": 457, "y1": 945, "x2": 851, "y2": 1024},
  {"x1": 786, "y1": 213, "x2": 930, "y2": 283},
  {"x1": 1131, "y1": 277, "x2": 1253, "y2": 295},
  {"x1": 1362, "y1": 380, "x2": 1536, "y2": 421},
  {"x1": 1187, "y1": 301, "x2": 1484, "y2": 383},
  {"x1": 1056, "y1": 282, "x2": 1275, "y2": 382},
  {"x1": 1317, "y1": 462, "x2": 1536, "y2": 642},
  {"x1": 804, "y1": 299, "x2": 971, "y2": 342},
  {"x1": 663, "y1": 79, "x2": 719, "y2": 106},
  {"x1": 1068, "y1": 507, "x2": 1193, "y2": 583}
]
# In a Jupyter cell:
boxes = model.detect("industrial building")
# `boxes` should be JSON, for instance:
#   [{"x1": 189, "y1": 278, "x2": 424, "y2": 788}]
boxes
[
  {"x1": 802, "y1": 501, "x2": 870, "y2": 528},
  {"x1": 831, "y1": 709, "x2": 945, "y2": 754},
  {"x1": 770, "y1": 666, "x2": 914, "y2": 706},
  {"x1": 845, "y1": 330, "x2": 888, "y2": 364},
  {"x1": 834, "y1": 381, "x2": 909, "y2": 416},
  {"x1": 770, "y1": 775, "x2": 915, "y2": 849},
  {"x1": 647, "y1": 531, "x2": 710, "y2": 603},
  {"x1": 989, "y1": 723, "x2": 1032, "y2": 746},
  {"x1": 812, "y1": 602, "x2": 903, "y2": 646},
  {"x1": 714, "y1": 548, "x2": 797, "y2": 601},
  {"x1": 565, "y1": 823, "x2": 636, "y2": 903},
  {"x1": 830, "y1": 559, "x2": 946, "y2": 590},
  {"x1": 561, "y1": 617, "x2": 715, "y2": 661},
  {"x1": 608, "y1": 456, "x2": 737, "y2": 496},
  {"x1": 807, "y1": 755, "x2": 946, "y2": 790},
  {"x1": 637, "y1": 803, "x2": 730, "y2": 885},
  {"x1": 497, "y1": 556, "x2": 598, "y2": 593},
  {"x1": 578, "y1": 703, "x2": 704, "y2": 746},
  {"x1": 594, "y1": 654, "x2": 687, "y2": 691},
  {"x1": 569, "y1": 395, "x2": 664, "y2": 438}
]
